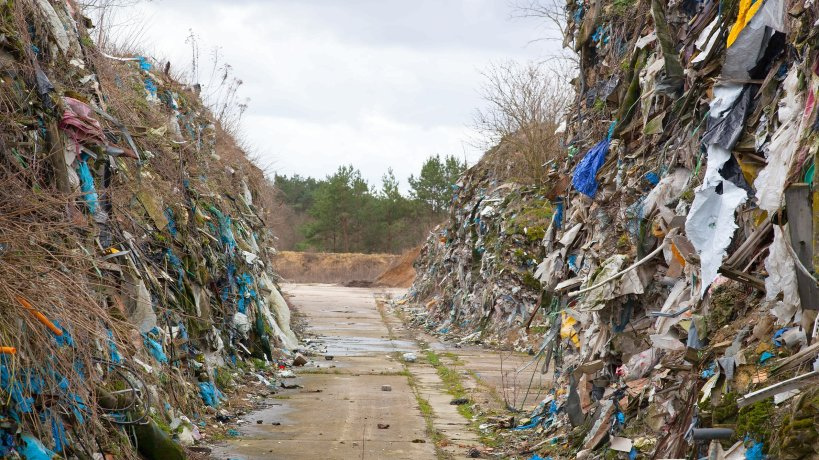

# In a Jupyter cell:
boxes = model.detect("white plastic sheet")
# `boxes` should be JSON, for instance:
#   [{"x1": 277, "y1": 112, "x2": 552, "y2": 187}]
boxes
[
  {"x1": 685, "y1": 180, "x2": 748, "y2": 297},
  {"x1": 34, "y1": 0, "x2": 72, "y2": 54},
  {"x1": 692, "y1": 18, "x2": 720, "y2": 64},
  {"x1": 261, "y1": 274, "x2": 299, "y2": 349},
  {"x1": 643, "y1": 168, "x2": 691, "y2": 215},
  {"x1": 755, "y1": 67, "x2": 804, "y2": 212},
  {"x1": 232, "y1": 312, "x2": 250, "y2": 335},
  {"x1": 650, "y1": 332, "x2": 686, "y2": 351},
  {"x1": 129, "y1": 278, "x2": 158, "y2": 334},
  {"x1": 764, "y1": 226, "x2": 801, "y2": 323},
  {"x1": 703, "y1": 144, "x2": 733, "y2": 186},
  {"x1": 580, "y1": 255, "x2": 627, "y2": 310}
]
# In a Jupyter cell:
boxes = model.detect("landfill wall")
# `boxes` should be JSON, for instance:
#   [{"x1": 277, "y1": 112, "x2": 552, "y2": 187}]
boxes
[
  {"x1": 410, "y1": 0, "x2": 819, "y2": 457},
  {"x1": 0, "y1": 1, "x2": 297, "y2": 458},
  {"x1": 410, "y1": 142, "x2": 560, "y2": 347}
]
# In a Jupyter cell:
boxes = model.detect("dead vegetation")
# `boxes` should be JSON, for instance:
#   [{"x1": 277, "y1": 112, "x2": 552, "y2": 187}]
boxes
[{"x1": 0, "y1": 0, "x2": 294, "y2": 457}]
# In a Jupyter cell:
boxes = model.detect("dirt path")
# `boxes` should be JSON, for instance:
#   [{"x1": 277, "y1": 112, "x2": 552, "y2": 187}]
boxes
[{"x1": 211, "y1": 284, "x2": 548, "y2": 460}]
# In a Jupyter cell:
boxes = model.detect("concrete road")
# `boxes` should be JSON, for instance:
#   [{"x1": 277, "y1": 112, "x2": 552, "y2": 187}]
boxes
[
  {"x1": 212, "y1": 284, "x2": 547, "y2": 460},
  {"x1": 212, "y1": 284, "x2": 436, "y2": 460}
]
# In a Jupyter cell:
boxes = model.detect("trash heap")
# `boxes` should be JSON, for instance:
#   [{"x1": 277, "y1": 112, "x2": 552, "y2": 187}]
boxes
[
  {"x1": 0, "y1": 1, "x2": 297, "y2": 458},
  {"x1": 410, "y1": 141, "x2": 558, "y2": 347},
  {"x1": 411, "y1": 0, "x2": 819, "y2": 457}
]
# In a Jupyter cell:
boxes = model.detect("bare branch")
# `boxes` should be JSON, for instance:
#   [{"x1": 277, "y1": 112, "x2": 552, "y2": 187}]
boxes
[{"x1": 473, "y1": 60, "x2": 575, "y2": 183}]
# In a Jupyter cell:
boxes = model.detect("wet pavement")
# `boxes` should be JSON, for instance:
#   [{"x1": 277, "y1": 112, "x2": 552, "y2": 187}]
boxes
[
  {"x1": 211, "y1": 283, "x2": 547, "y2": 460},
  {"x1": 211, "y1": 284, "x2": 435, "y2": 460}
]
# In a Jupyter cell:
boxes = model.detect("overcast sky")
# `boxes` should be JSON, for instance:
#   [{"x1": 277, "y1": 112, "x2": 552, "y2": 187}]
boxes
[{"x1": 106, "y1": 0, "x2": 557, "y2": 189}]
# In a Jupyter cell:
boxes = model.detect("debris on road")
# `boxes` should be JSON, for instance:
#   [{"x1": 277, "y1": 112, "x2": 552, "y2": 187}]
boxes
[
  {"x1": 381, "y1": 385, "x2": 392, "y2": 392},
  {"x1": 293, "y1": 353, "x2": 308, "y2": 366}
]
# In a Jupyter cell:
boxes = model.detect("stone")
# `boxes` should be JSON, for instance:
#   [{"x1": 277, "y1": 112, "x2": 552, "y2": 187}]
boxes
[
  {"x1": 381, "y1": 385, "x2": 392, "y2": 391},
  {"x1": 292, "y1": 353, "x2": 308, "y2": 366}
]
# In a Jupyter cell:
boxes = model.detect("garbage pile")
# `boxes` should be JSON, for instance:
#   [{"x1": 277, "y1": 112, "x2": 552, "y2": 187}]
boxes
[
  {"x1": 410, "y1": 142, "x2": 558, "y2": 347},
  {"x1": 410, "y1": 0, "x2": 819, "y2": 457},
  {"x1": 0, "y1": 1, "x2": 297, "y2": 458}
]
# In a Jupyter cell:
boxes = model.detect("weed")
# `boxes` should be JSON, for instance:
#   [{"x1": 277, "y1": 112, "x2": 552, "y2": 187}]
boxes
[
  {"x1": 213, "y1": 367, "x2": 233, "y2": 391},
  {"x1": 405, "y1": 368, "x2": 448, "y2": 459},
  {"x1": 297, "y1": 368, "x2": 342, "y2": 375}
]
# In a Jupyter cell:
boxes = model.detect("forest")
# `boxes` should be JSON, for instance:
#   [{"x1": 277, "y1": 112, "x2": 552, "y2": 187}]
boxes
[{"x1": 272, "y1": 154, "x2": 465, "y2": 253}]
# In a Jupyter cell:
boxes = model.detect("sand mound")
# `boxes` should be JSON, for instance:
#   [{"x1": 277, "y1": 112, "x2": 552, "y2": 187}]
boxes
[
  {"x1": 274, "y1": 251, "x2": 400, "y2": 284},
  {"x1": 375, "y1": 246, "x2": 421, "y2": 288}
]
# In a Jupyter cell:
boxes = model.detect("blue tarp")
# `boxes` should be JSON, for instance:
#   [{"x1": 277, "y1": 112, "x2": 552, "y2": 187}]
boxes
[
  {"x1": 512, "y1": 415, "x2": 543, "y2": 431},
  {"x1": 0, "y1": 430, "x2": 14, "y2": 457},
  {"x1": 50, "y1": 320, "x2": 73, "y2": 348},
  {"x1": 48, "y1": 412, "x2": 67, "y2": 453},
  {"x1": 136, "y1": 56, "x2": 152, "y2": 71},
  {"x1": 571, "y1": 139, "x2": 610, "y2": 198},
  {"x1": 165, "y1": 249, "x2": 184, "y2": 289},
  {"x1": 0, "y1": 364, "x2": 34, "y2": 415}
]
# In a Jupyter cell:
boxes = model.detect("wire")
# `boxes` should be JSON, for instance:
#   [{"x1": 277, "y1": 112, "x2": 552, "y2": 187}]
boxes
[{"x1": 92, "y1": 359, "x2": 151, "y2": 426}]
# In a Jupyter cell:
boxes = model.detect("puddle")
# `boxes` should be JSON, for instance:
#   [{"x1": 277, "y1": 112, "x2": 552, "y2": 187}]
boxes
[
  {"x1": 236, "y1": 401, "x2": 296, "y2": 435},
  {"x1": 315, "y1": 335, "x2": 416, "y2": 356},
  {"x1": 208, "y1": 401, "x2": 296, "y2": 459}
]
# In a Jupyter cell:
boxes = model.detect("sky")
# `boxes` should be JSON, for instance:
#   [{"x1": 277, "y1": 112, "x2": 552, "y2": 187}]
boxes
[{"x1": 103, "y1": 0, "x2": 558, "y2": 189}]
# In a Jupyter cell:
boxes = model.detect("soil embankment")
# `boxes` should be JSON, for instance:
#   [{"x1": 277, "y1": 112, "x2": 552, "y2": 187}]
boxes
[
  {"x1": 273, "y1": 251, "x2": 401, "y2": 284},
  {"x1": 374, "y1": 246, "x2": 421, "y2": 288}
]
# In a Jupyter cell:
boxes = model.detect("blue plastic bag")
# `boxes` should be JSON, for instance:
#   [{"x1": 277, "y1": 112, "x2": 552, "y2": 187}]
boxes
[
  {"x1": 571, "y1": 139, "x2": 610, "y2": 198},
  {"x1": 745, "y1": 441, "x2": 764, "y2": 460},
  {"x1": 198, "y1": 382, "x2": 225, "y2": 407},
  {"x1": 20, "y1": 434, "x2": 57, "y2": 460},
  {"x1": 76, "y1": 158, "x2": 98, "y2": 214},
  {"x1": 142, "y1": 335, "x2": 168, "y2": 364}
]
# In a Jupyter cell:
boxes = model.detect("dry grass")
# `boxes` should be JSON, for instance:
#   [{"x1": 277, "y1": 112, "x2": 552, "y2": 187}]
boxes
[
  {"x1": 0, "y1": 1, "x2": 284, "y2": 456},
  {"x1": 0, "y1": 163, "x2": 136, "y2": 455}
]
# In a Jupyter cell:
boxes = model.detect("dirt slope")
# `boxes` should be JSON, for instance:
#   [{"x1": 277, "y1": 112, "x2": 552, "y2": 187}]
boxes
[
  {"x1": 374, "y1": 246, "x2": 421, "y2": 288},
  {"x1": 273, "y1": 251, "x2": 400, "y2": 284}
]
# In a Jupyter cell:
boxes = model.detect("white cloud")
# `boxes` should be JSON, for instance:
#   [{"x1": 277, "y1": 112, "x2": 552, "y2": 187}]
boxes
[{"x1": 102, "y1": 0, "x2": 558, "y2": 188}]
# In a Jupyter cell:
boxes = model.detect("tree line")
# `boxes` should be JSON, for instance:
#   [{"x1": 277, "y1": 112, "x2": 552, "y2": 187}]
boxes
[{"x1": 273, "y1": 154, "x2": 465, "y2": 254}]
